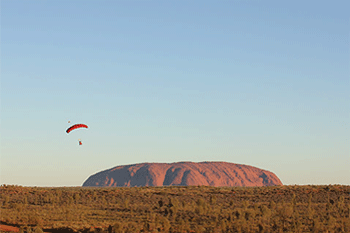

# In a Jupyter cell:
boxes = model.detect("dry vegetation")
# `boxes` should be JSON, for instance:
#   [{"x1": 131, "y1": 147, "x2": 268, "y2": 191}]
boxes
[{"x1": 1, "y1": 184, "x2": 349, "y2": 232}]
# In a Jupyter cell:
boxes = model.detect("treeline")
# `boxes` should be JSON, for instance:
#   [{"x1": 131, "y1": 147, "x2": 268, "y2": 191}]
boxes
[{"x1": 1, "y1": 184, "x2": 350, "y2": 232}]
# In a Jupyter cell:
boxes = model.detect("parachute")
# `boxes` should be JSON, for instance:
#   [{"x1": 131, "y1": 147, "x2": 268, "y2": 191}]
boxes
[{"x1": 66, "y1": 124, "x2": 88, "y2": 133}]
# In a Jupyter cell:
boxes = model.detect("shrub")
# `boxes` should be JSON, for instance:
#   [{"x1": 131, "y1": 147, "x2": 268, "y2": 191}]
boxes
[
  {"x1": 209, "y1": 195, "x2": 217, "y2": 205},
  {"x1": 33, "y1": 226, "x2": 44, "y2": 233},
  {"x1": 112, "y1": 222, "x2": 124, "y2": 233}
]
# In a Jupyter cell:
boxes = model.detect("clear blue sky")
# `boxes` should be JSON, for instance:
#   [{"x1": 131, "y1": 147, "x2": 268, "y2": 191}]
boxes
[{"x1": 1, "y1": 0, "x2": 349, "y2": 186}]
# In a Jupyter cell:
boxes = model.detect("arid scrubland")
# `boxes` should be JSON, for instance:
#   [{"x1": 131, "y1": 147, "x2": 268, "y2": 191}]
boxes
[{"x1": 1, "y1": 185, "x2": 349, "y2": 232}]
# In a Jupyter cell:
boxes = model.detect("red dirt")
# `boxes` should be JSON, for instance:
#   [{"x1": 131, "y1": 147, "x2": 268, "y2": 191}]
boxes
[{"x1": 0, "y1": 224, "x2": 19, "y2": 232}]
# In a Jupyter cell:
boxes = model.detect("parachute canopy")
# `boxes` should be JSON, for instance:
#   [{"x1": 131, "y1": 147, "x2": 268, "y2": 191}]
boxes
[{"x1": 66, "y1": 124, "x2": 88, "y2": 133}]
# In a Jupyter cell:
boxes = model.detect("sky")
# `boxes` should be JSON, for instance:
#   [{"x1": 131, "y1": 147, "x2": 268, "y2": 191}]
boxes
[{"x1": 1, "y1": 0, "x2": 349, "y2": 186}]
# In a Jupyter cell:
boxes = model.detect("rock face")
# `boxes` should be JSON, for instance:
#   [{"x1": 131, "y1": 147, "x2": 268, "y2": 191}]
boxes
[{"x1": 82, "y1": 162, "x2": 282, "y2": 187}]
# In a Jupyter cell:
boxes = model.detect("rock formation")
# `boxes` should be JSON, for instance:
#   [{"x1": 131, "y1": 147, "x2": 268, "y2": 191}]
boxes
[{"x1": 82, "y1": 161, "x2": 282, "y2": 187}]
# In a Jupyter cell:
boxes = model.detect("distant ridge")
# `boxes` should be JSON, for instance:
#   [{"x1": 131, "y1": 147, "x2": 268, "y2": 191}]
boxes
[{"x1": 82, "y1": 161, "x2": 282, "y2": 187}]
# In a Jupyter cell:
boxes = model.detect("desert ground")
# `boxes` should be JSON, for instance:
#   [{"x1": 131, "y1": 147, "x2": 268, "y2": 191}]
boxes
[{"x1": 1, "y1": 184, "x2": 349, "y2": 232}]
